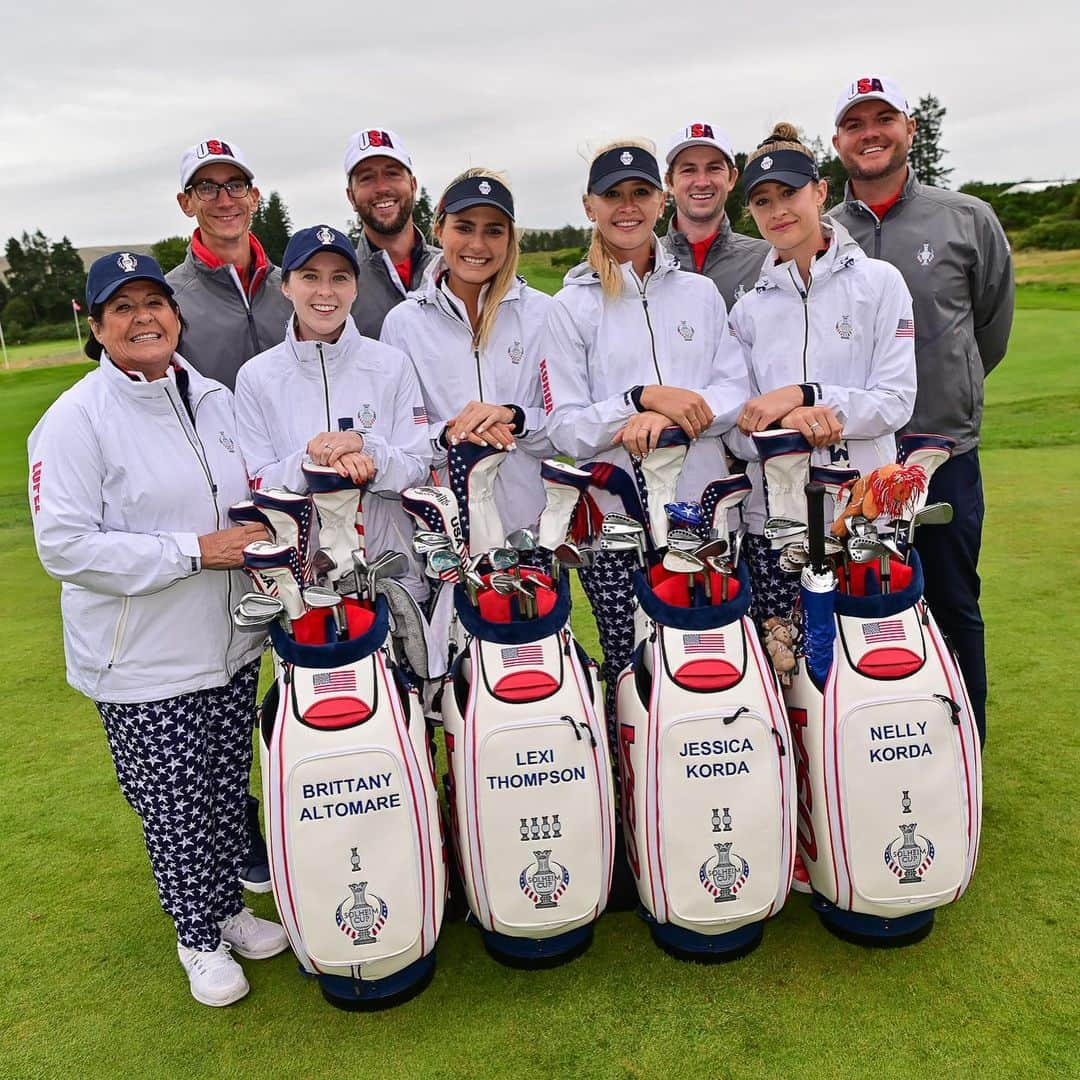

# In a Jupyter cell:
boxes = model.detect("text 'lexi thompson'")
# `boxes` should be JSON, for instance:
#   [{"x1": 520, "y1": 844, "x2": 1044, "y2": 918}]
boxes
[
  {"x1": 296, "y1": 774, "x2": 402, "y2": 821},
  {"x1": 487, "y1": 748, "x2": 587, "y2": 790}
]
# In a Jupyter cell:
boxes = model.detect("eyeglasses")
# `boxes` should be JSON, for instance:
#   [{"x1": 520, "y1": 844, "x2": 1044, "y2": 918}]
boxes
[{"x1": 185, "y1": 178, "x2": 252, "y2": 201}]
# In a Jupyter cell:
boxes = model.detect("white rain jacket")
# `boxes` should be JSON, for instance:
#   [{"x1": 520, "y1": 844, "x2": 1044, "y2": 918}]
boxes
[
  {"x1": 380, "y1": 263, "x2": 556, "y2": 534},
  {"x1": 540, "y1": 238, "x2": 749, "y2": 514},
  {"x1": 726, "y1": 219, "x2": 917, "y2": 532},
  {"x1": 28, "y1": 355, "x2": 263, "y2": 703},
  {"x1": 233, "y1": 315, "x2": 431, "y2": 597}
]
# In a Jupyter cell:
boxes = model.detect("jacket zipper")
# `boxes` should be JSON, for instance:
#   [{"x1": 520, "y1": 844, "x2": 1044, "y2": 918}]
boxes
[
  {"x1": 106, "y1": 597, "x2": 131, "y2": 669},
  {"x1": 316, "y1": 342, "x2": 332, "y2": 429},
  {"x1": 637, "y1": 275, "x2": 663, "y2": 385},
  {"x1": 790, "y1": 265, "x2": 814, "y2": 383}
]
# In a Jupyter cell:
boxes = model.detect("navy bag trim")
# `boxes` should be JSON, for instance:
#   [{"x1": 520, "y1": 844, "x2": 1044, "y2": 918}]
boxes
[
  {"x1": 834, "y1": 551, "x2": 925, "y2": 620},
  {"x1": 632, "y1": 561, "x2": 751, "y2": 630},
  {"x1": 453, "y1": 573, "x2": 571, "y2": 645},
  {"x1": 269, "y1": 595, "x2": 390, "y2": 668}
]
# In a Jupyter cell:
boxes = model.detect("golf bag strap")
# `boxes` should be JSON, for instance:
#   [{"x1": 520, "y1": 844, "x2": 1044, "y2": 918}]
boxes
[
  {"x1": 834, "y1": 551, "x2": 924, "y2": 619},
  {"x1": 269, "y1": 595, "x2": 391, "y2": 667},
  {"x1": 632, "y1": 562, "x2": 751, "y2": 629},
  {"x1": 453, "y1": 573, "x2": 571, "y2": 645}
]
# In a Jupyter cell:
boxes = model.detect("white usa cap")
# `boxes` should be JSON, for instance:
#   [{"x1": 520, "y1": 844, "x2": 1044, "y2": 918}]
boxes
[
  {"x1": 834, "y1": 76, "x2": 910, "y2": 125},
  {"x1": 664, "y1": 123, "x2": 736, "y2": 168},
  {"x1": 344, "y1": 128, "x2": 413, "y2": 176},
  {"x1": 179, "y1": 139, "x2": 253, "y2": 189}
]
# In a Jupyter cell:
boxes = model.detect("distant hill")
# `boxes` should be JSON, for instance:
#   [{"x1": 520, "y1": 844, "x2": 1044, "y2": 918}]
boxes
[{"x1": 0, "y1": 243, "x2": 155, "y2": 280}]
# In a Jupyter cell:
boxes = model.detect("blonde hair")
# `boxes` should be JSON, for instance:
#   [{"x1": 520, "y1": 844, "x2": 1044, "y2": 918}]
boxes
[
  {"x1": 745, "y1": 122, "x2": 815, "y2": 168},
  {"x1": 584, "y1": 138, "x2": 663, "y2": 300},
  {"x1": 434, "y1": 167, "x2": 520, "y2": 352}
]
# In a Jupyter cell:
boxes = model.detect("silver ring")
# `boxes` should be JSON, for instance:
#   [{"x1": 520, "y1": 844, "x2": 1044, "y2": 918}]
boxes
[
  {"x1": 323, "y1": 442, "x2": 332, "y2": 448},
  {"x1": 809, "y1": 422, "x2": 821, "y2": 430}
]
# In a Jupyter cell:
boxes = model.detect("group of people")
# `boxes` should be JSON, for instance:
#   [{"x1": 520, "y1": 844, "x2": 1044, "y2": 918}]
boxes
[{"x1": 28, "y1": 74, "x2": 1013, "y2": 1007}]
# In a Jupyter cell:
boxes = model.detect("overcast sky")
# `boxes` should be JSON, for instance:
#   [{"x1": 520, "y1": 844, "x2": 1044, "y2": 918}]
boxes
[{"x1": 1, "y1": 2, "x2": 1073, "y2": 248}]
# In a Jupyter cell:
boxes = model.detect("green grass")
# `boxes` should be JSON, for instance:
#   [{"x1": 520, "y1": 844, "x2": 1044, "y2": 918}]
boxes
[
  {"x1": 0, "y1": 336, "x2": 85, "y2": 369},
  {"x1": 2, "y1": 310, "x2": 1078, "y2": 1078}
]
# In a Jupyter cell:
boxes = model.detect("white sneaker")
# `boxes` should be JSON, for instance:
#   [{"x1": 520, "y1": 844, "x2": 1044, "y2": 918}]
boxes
[
  {"x1": 178, "y1": 942, "x2": 249, "y2": 1007},
  {"x1": 219, "y1": 907, "x2": 290, "y2": 960}
]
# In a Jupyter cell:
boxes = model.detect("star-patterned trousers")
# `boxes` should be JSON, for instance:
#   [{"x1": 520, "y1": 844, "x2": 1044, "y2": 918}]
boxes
[
  {"x1": 578, "y1": 549, "x2": 638, "y2": 752},
  {"x1": 95, "y1": 660, "x2": 260, "y2": 951},
  {"x1": 744, "y1": 533, "x2": 800, "y2": 631}
]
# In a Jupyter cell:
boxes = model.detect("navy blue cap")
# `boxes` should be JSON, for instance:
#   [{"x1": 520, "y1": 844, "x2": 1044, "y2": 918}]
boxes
[
  {"x1": 439, "y1": 175, "x2": 515, "y2": 221},
  {"x1": 743, "y1": 148, "x2": 820, "y2": 200},
  {"x1": 587, "y1": 146, "x2": 663, "y2": 194},
  {"x1": 86, "y1": 252, "x2": 173, "y2": 307},
  {"x1": 281, "y1": 225, "x2": 361, "y2": 275}
]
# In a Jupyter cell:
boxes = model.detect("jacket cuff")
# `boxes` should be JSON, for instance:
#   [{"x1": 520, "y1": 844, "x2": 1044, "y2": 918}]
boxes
[
  {"x1": 174, "y1": 532, "x2": 202, "y2": 573},
  {"x1": 503, "y1": 404, "x2": 526, "y2": 435}
]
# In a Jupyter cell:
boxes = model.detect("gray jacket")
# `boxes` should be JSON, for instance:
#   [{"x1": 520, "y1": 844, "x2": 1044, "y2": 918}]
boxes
[
  {"x1": 662, "y1": 216, "x2": 769, "y2": 311},
  {"x1": 828, "y1": 171, "x2": 1014, "y2": 453},
  {"x1": 349, "y1": 226, "x2": 439, "y2": 340},
  {"x1": 166, "y1": 247, "x2": 292, "y2": 391}
]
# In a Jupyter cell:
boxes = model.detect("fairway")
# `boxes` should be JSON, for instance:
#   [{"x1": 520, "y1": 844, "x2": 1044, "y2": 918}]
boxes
[{"x1": 1, "y1": 287, "x2": 1077, "y2": 1078}]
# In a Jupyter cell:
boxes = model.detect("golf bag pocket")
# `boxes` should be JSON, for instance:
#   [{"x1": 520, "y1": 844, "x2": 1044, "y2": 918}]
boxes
[
  {"x1": 799, "y1": 554, "x2": 981, "y2": 919},
  {"x1": 618, "y1": 565, "x2": 795, "y2": 950},
  {"x1": 262, "y1": 598, "x2": 444, "y2": 986},
  {"x1": 441, "y1": 575, "x2": 616, "y2": 958}
]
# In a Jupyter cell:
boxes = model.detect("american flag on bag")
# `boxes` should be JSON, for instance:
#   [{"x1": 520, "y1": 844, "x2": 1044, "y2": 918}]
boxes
[
  {"x1": 501, "y1": 645, "x2": 544, "y2": 668},
  {"x1": 312, "y1": 670, "x2": 357, "y2": 694}
]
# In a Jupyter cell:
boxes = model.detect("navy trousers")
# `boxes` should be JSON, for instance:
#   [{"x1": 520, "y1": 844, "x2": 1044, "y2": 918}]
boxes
[
  {"x1": 96, "y1": 660, "x2": 261, "y2": 950},
  {"x1": 914, "y1": 449, "x2": 987, "y2": 745}
]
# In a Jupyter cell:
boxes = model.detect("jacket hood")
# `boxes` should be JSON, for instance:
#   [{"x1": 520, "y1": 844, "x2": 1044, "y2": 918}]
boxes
[
  {"x1": 752, "y1": 218, "x2": 865, "y2": 294},
  {"x1": 562, "y1": 234, "x2": 679, "y2": 294},
  {"x1": 97, "y1": 351, "x2": 225, "y2": 408}
]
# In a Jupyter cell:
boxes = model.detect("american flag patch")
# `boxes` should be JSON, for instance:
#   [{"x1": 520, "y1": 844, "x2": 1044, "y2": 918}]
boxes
[
  {"x1": 862, "y1": 619, "x2": 905, "y2": 643},
  {"x1": 683, "y1": 632, "x2": 725, "y2": 653},
  {"x1": 895, "y1": 318, "x2": 915, "y2": 339},
  {"x1": 312, "y1": 670, "x2": 357, "y2": 694},
  {"x1": 501, "y1": 644, "x2": 544, "y2": 668},
  {"x1": 540, "y1": 358, "x2": 553, "y2": 415},
  {"x1": 412, "y1": 405, "x2": 429, "y2": 425}
]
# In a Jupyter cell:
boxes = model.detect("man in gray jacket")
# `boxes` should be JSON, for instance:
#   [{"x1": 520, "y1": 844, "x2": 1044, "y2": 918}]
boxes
[
  {"x1": 343, "y1": 127, "x2": 438, "y2": 338},
  {"x1": 829, "y1": 76, "x2": 1014, "y2": 744},
  {"x1": 166, "y1": 139, "x2": 292, "y2": 391},
  {"x1": 660, "y1": 123, "x2": 768, "y2": 311}
]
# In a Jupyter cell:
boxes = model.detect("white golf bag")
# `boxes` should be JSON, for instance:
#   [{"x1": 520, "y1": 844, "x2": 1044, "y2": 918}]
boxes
[
  {"x1": 787, "y1": 550, "x2": 982, "y2": 944},
  {"x1": 261, "y1": 596, "x2": 445, "y2": 1006},
  {"x1": 616, "y1": 560, "x2": 796, "y2": 960},
  {"x1": 440, "y1": 571, "x2": 616, "y2": 966}
]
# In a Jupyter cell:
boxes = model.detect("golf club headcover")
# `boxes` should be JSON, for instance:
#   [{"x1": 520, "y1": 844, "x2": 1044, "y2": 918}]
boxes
[
  {"x1": 637, "y1": 428, "x2": 691, "y2": 549},
  {"x1": 538, "y1": 459, "x2": 593, "y2": 551},
  {"x1": 252, "y1": 488, "x2": 314, "y2": 576},
  {"x1": 584, "y1": 461, "x2": 649, "y2": 543},
  {"x1": 830, "y1": 464, "x2": 929, "y2": 539},
  {"x1": 243, "y1": 540, "x2": 305, "y2": 619},
  {"x1": 303, "y1": 462, "x2": 367, "y2": 578},
  {"x1": 402, "y1": 486, "x2": 468, "y2": 558},
  {"x1": 753, "y1": 430, "x2": 813, "y2": 546},
  {"x1": 228, "y1": 500, "x2": 272, "y2": 529},
  {"x1": 700, "y1": 474, "x2": 753, "y2": 536},
  {"x1": 375, "y1": 577, "x2": 431, "y2": 680},
  {"x1": 447, "y1": 443, "x2": 508, "y2": 556},
  {"x1": 896, "y1": 434, "x2": 955, "y2": 519},
  {"x1": 809, "y1": 465, "x2": 862, "y2": 520}
]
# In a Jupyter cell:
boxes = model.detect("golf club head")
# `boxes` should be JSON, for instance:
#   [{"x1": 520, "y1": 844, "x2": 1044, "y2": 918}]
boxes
[
  {"x1": 913, "y1": 502, "x2": 954, "y2": 527},
  {"x1": 732, "y1": 523, "x2": 747, "y2": 568},
  {"x1": 693, "y1": 537, "x2": 728, "y2": 561},
  {"x1": 763, "y1": 517, "x2": 808, "y2": 541},
  {"x1": 666, "y1": 528, "x2": 702, "y2": 552},
  {"x1": 303, "y1": 585, "x2": 343, "y2": 610},
  {"x1": 801, "y1": 535, "x2": 845, "y2": 557},
  {"x1": 662, "y1": 549, "x2": 705, "y2": 575},
  {"x1": 847, "y1": 537, "x2": 891, "y2": 564},
  {"x1": 506, "y1": 527, "x2": 539, "y2": 554},
  {"x1": 489, "y1": 547, "x2": 520, "y2": 573},
  {"x1": 427, "y1": 549, "x2": 463, "y2": 583}
]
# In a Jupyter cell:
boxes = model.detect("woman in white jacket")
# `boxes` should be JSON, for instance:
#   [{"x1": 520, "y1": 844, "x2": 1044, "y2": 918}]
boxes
[
  {"x1": 541, "y1": 140, "x2": 749, "y2": 737},
  {"x1": 381, "y1": 169, "x2": 555, "y2": 539},
  {"x1": 28, "y1": 253, "x2": 288, "y2": 1008},
  {"x1": 728, "y1": 123, "x2": 916, "y2": 630},
  {"x1": 234, "y1": 226, "x2": 431, "y2": 599}
]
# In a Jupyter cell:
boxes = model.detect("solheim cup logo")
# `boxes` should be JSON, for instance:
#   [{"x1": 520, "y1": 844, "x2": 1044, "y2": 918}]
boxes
[
  {"x1": 700, "y1": 809, "x2": 748, "y2": 902},
  {"x1": 760, "y1": 156, "x2": 773, "y2": 171},
  {"x1": 620, "y1": 151, "x2": 634, "y2": 165},
  {"x1": 335, "y1": 851, "x2": 388, "y2": 944},
  {"x1": 883, "y1": 794, "x2": 935, "y2": 885},
  {"x1": 520, "y1": 850, "x2": 570, "y2": 909},
  {"x1": 317, "y1": 226, "x2": 335, "y2": 244},
  {"x1": 117, "y1": 252, "x2": 138, "y2": 273},
  {"x1": 478, "y1": 180, "x2": 492, "y2": 195}
]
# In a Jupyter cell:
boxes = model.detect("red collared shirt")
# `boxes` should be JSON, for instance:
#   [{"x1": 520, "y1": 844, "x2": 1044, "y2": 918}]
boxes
[{"x1": 190, "y1": 229, "x2": 270, "y2": 297}]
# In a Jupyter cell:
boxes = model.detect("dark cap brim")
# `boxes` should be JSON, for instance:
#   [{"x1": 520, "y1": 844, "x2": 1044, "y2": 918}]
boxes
[
  {"x1": 441, "y1": 196, "x2": 515, "y2": 221},
  {"x1": 90, "y1": 275, "x2": 175, "y2": 307},
  {"x1": 745, "y1": 171, "x2": 816, "y2": 198},
  {"x1": 589, "y1": 167, "x2": 663, "y2": 195}
]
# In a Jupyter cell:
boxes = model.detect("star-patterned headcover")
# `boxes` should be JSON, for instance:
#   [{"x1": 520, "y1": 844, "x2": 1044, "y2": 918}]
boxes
[
  {"x1": 243, "y1": 539, "x2": 304, "y2": 588},
  {"x1": 253, "y1": 488, "x2": 313, "y2": 575},
  {"x1": 584, "y1": 461, "x2": 648, "y2": 532},
  {"x1": 446, "y1": 442, "x2": 506, "y2": 549},
  {"x1": 402, "y1": 486, "x2": 467, "y2": 557},
  {"x1": 896, "y1": 433, "x2": 955, "y2": 464},
  {"x1": 700, "y1": 474, "x2": 752, "y2": 534}
]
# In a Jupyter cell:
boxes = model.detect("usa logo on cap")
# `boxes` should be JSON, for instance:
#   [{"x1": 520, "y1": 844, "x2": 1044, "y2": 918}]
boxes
[
  {"x1": 849, "y1": 77, "x2": 885, "y2": 99},
  {"x1": 117, "y1": 252, "x2": 138, "y2": 272},
  {"x1": 620, "y1": 151, "x2": 634, "y2": 165},
  {"x1": 687, "y1": 123, "x2": 714, "y2": 139},
  {"x1": 196, "y1": 139, "x2": 234, "y2": 159},
  {"x1": 356, "y1": 129, "x2": 394, "y2": 151},
  {"x1": 317, "y1": 227, "x2": 335, "y2": 244}
]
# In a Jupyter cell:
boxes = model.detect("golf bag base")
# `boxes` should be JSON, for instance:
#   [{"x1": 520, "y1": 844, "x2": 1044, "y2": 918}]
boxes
[
  {"x1": 643, "y1": 908, "x2": 764, "y2": 963},
  {"x1": 317, "y1": 953, "x2": 436, "y2": 1011},
  {"x1": 479, "y1": 923, "x2": 594, "y2": 969},
  {"x1": 810, "y1": 895, "x2": 935, "y2": 949}
]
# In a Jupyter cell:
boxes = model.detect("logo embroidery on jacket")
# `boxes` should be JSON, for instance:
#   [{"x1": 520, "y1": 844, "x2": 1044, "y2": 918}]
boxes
[
  {"x1": 507, "y1": 340, "x2": 524, "y2": 364},
  {"x1": 835, "y1": 315, "x2": 854, "y2": 340},
  {"x1": 733, "y1": 283, "x2": 746, "y2": 302},
  {"x1": 916, "y1": 242, "x2": 935, "y2": 266},
  {"x1": 218, "y1": 432, "x2": 235, "y2": 452},
  {"x1": 677, "y1": 320, "x2": 695, "y2": 341},
  {"x1": 358, "y1": 404, "x2": 376, "y2": 429}
]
